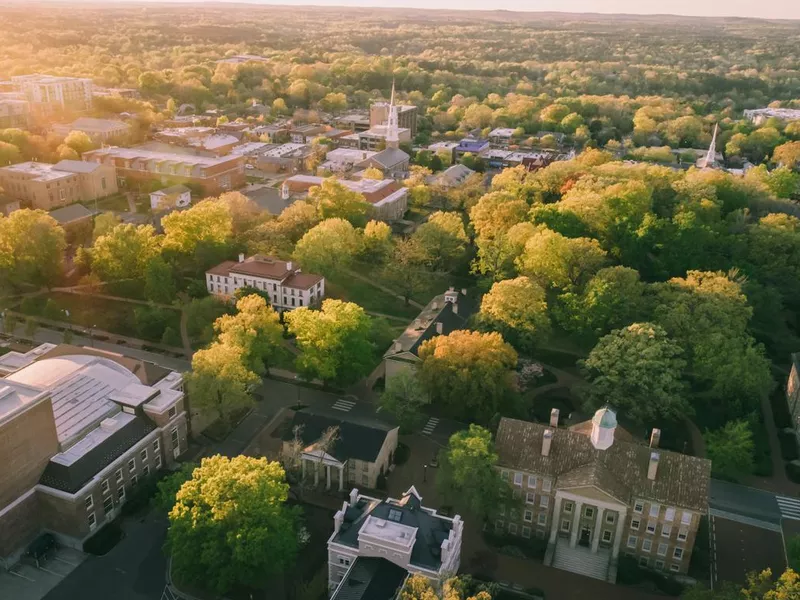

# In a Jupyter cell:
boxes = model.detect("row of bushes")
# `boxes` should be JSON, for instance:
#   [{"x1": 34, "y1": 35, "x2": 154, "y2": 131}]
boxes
[
  {"x1": 482, "y1": 530, "x2": 547, "y2": 560},
  {"x1": 617, "y1": 555, "x2": 685, "y2": 596}
]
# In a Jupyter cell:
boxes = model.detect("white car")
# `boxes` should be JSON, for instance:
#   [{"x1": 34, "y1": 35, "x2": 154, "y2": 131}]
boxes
[{"x1": 245, "y1": 164, "x2": 255, "y2": 170}]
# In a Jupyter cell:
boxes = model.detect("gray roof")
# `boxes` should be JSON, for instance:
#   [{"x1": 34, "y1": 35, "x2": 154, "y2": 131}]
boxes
[
  {"x1": 53, "y1": 160, "x2": 101, "y2": 174},
  {"x1": 244, "y1": 186, "x2": 295, "y2": 215},
  {"x1": 153, "y1": 184, "x2": 191, "y2": 196},
  {"x1": 331, "y1": 557, "x2": 407, "y2": 600},
  {"x1": 333, "y1": 490, "x2": 453, "y2": 570},
  {"x1": 48, "y1": 203, "x2": 93, "y2": 224},
  {"x1": 495, "y1": 418, "x2": 711, "y2": 511},
  {"x1": 365, "y1": 147, "x2": 409, "y2": 169}
]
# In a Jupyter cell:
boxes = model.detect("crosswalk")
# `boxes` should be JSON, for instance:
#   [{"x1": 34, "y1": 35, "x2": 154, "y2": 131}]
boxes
[
  {"x1": 331, "y1": 398, "x2": 356, "y2": 412},
  {"x1": 422, "y1": 417, "x2": 439, "y2": 435},
  {"x1": 776, "y1": 495, "x2": 800, "y2": 520}
]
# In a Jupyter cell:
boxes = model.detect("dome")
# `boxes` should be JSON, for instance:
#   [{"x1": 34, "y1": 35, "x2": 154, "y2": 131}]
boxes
[{"x1": 592, "y1": 406, "x2": 617, "y2": 429}]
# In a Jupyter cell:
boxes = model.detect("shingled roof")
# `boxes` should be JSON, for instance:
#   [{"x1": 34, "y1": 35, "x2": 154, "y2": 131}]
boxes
[{"x1": 495, "y1": 417, "x2": 710, "y2": 512}]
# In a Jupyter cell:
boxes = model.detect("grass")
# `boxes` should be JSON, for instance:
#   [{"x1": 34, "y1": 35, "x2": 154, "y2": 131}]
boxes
[
  {"x1": 94, "y1": 193, "x2": 131, "y2": 212},
  {"x1": 326, "y1": 275, "x2": 420, "y2": 320}
]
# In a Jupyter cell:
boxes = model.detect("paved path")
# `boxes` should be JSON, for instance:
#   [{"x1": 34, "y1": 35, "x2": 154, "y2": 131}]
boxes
[{"x1": 743, "y1": 391, "x2": 794, "y2": 494}]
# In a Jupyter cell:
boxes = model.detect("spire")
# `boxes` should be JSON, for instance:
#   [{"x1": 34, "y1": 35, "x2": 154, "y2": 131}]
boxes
[
  {"x1": 701, "y1": 123, "x2": 718, "y2": 169},
  {"x1": 385, "y1": 78, "x2": 399, "y2": 148}
]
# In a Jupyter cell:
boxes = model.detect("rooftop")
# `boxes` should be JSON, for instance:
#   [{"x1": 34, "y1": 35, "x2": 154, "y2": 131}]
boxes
[
  {"x1": 12, "y1": 74, "x2": 92, "y2": 84},
  {"x1": 489, "y1": 127, "x2": 517, "y2": 137},
  {"x1": 86, "y1": 146, "x2": 241, "y2": 167},
  {"x1": 364, "y1": 147, "x2": 410, "y2": 169},
  {"x1": 0, "y1": 161, "x2": 74, "y2": 182},
  {"x1": 231, "y1": 142, "x2": 270, "y2": 156},
  {"x1": 361, "y1": 125, "x2": 410, "y2": 139},
  {"x1": 152, "y1": 184, "x2": 191, "y2": 196},
  {"x1": 52, "y1": 160, "x2": 101, "y2": 174},
  {"x1": 57, "y1": 117, "x2": 129, "y2": 133},
  {"x1": 48, "y1": 203, "x2": 93, "y2": 224},
  {"x1": 260, "y1": 143, "x2": 309, "y2": 158},
  {"x1": 330, "y1": 557, "x2": 407, "y2": 600},
  {"x1": 285, "y1": 175, "x2": 396, "y2": 197}
]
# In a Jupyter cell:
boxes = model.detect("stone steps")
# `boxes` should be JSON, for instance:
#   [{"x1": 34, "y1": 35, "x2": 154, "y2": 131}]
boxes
[{"x1": 552, "y1": 540, "x2": 610, "y2": 581}]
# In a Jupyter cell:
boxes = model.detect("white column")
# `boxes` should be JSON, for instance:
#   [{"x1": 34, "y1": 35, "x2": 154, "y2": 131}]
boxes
[
  {"x1": 592, "y1": 507, "x2": 604, "y2": 553},
  {"x1": 326, "y1": 465, "x2": 331, "y2": 490},
  {"x1": 314, "y1": 462, "x2": 319, "y2": 486},
  {"x1": 339, "y1": 465, "x2": 344, "y2": 492},
  {"x1": 612, "y1": 510, "x2": 627, "y2": 559},
  {"x1": 302, "y1": 458, "x2": 306, "y2": 480},
  {"x1": 549, "y1": 495, "x2": 563, "y2": 544},
  {"x1": 570, "y1": 501, "x2": 583, "y2": 548}
]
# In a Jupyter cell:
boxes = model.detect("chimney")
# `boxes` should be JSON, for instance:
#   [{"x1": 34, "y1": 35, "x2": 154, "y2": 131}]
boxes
[
  {"x1": 431, "y1": 301, "x2": 438, "y2": 310},
  {"x1": 393, "y1": 341, "x2": 402, "y2": 352},
  {"x1": 452, "y1": 303, "x2": 458, "y2": 315},
  {"x1": 542, "y1": 429, "x2": 553, "y2": 457},
  {"x1": 549, "y1": 408, "x2": 559, "y2": 428},
  {"x1": 435, "y1": 322, "x2": 443, "y2": 334},
  {"x1": 286, "y1": 261, "x2": 293, "y2": 271},
  {"x1": 238, "y1": 253, "x2": 245, "y2": 263},
  {"x1": 647, "y1": 451, "x2": 660, "y2": 480},
  {"x1": 650, "y1": 428, "x2": 661, "y2": 449},
  {"x1": 349, "y1": 488, "x2": 359, "y2": 507},
  {"x1": 333, "y1": 509, "x2": 344, "y2": 534}
]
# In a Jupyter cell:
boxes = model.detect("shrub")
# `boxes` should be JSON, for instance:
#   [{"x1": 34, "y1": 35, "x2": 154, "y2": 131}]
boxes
[
  {"x1": 393, "y1": 442, "x2": 410, "y2": 466},
  {"x1": 771, "y1": 390, "x2": 793, "y2": 429},
  {"x1": 161, "y1": 326, "x2": 182, "y2": 348},
  {"x1": 779, "y1": 429, "x2": 799, "y2": 461}
]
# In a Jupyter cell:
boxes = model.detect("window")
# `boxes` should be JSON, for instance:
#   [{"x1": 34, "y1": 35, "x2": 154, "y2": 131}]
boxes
[
  {"x1": 524, "y1": 510, "x2": 533, "y2": 523},
  {"x1": 542, "y1": 478, "x2": 552, "y2": 492},
  {"x1": 513, "y1": 472, "x2": 523, "y2": 486},
  {"x1": 103, "y1": 496, "x2": 113, "y2": 515},
  {"x1": 131, "y1": 475, "x2": 138, "y2": 487},
  {"x1": 522, "y1": 526, "x2": 531, "y2": 538},
  {"x1": 584, "y1": 507, "x2": 594, "y2": 519},
  {"x1": 117, "y1": 487, "x2": 126, "y2": 502},
  {"x1": 639, "y1": 557, "x2": 649, "y2": 567},
  {"x1": 631, "y1": 518, "x2": 640, "y2": 531},
  {"x1": 670, "y1": 564, "x2": 681, "y2": 573},
  {"x1": 338, "y1": 556, "x2": 351, "y2": 566},
  {"x1": 508, "y1": 523, "x2": 518, "y2": 535},
  {"x1": 642, "y1": 539, "x2": 652, "y2": 552},
  {"x1": 561, "y1": 519, "x2": 571, "y2": 532},
  {"x1": 564, "y1": 501, "x2": 573, "y2": 514},
  {"x1": 634, "y1": 501, "x2": 644, "y2": 514},
  {"x1": 646, "y1": 521, "x2": 657, "y2": 534},
  {"x1": 171, "y1": 427, "x2": 179, "y2": 448},
  {"x1": 501, "y1": 470, "x2": 509, "y2": 481},
  {"x1": 627, "y1": 535, "x2": 638, "y2": 548},
  {"x1": 510, "y1": 509, "x2": 519, "y2": 521},
  {"x1": 155, "y1": 455, "x2": 162, "y2": 469},
  {"x1": 649, "y1": 503, "x2": 660, "y2": 518},
  {"x1": 606, "y1": 512, "x2": 616, "y2": 525},
  {"x1": 681, "y1": 511, "x2": 692, "y2": 526},
  {"x1": 85, "y1": 495, "x2": 94, "y2": 511},
  {"x1": 673, "y1": 547, "x2": 684, "y2": 560},
  {"x1": 499, "y1": 504, "x2": 506, "y2": 516},
  {"x1": 115, "y1": 469, "x2": 123, "y2": 484},
  {"x1": 602, "y1": 530, "x2": 612, "y2": 542},
  {"x1": 101, "y1": 177, "x2": 107, "y2": 190},
  {"x1": 88, "y1": 513, "x2": 97, "y2": 531},
  {"x1": 101, "y1": 479, "x2": 110, "y2": 495},
  {"x1": 128, "y1": 458, "x2": 136, "y2": 473},
  {"x1": 538, "y1": 513, "x2": 547, "y2": 526},
  {"x1": 677, "y1": 527, "x2": 689, "y2": 542},
  {"x1": 655, "y1": 560, "x2": 665, "y2": 569},
  {"x1": 662, "y1": 524, "x2": 672, "y2": 538},
  {"x1": 664, "y1": 507, "x2": 675, "y2": 522},
  {"x1": 512, "y1": 490, "x2": 520, "y2": 500},
  {"x1": 168, "y1": 406, "x2": 177, "y2": 419},
  {"x1": 527, "y1": 475, "x2": 537, "y2": 488},
  {"x1": 657, "y1": 543, "x2": 668, "y2": 556},
  {"x1": 153, "y1": 439, "x2": 160, "y2": 454},
  {"x1": 539, "y1": 495, "x2": 549, "y2": 509},
  {"x1": 526, "y1": 492, "x2": 535, "y2": 505},
  {"x1": 143, "y1": 465, "x2": 150, "y2": 477},
  {"x1": 140, "y1": 448, "x2": 148, "y2": 462}
]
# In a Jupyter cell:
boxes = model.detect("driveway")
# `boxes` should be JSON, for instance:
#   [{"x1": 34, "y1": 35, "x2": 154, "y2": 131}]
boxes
[{"x1": 711, "y1": 516, "x2": 785, "y2": 585}]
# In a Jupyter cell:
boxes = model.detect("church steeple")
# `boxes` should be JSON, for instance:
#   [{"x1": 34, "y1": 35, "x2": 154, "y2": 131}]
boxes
[
  {"x1": 385, "y1": 79, "x2": 400, "y2": 149},
  {"x1": 700, "y1": 123, "x2": 718, "y2": 169}
]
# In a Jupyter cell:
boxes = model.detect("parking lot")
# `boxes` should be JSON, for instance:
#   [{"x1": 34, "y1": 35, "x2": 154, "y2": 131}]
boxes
[
  {"x1": 0, "y1": 546, "x2": 86, "y2": 600},
  {"x1": 711, "y1": 515, "x2": 786, "y2": 585}
]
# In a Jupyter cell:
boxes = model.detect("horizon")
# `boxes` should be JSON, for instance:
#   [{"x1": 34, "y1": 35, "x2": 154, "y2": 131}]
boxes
[{"x1": 26, "y1": 0, "x2": 800, "y2": 21}]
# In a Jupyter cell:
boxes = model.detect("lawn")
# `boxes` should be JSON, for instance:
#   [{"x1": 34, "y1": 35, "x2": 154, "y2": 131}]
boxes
[
  {"x1": 94, "y1": 193, "x2": 131, "y2": 212},
  {"x1": 326, "y1": 274, "x2": 420, "y2": 320}
]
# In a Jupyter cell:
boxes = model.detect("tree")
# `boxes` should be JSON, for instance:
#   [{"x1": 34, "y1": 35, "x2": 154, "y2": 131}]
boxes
[
  {"x1": 0, "y1": 209, "x2": 66, "y2": 288},
  {"x1": 92, "y1": 212, "x2": 121, "y2": 240},
  {"x1": 437, "y1": 425, "x2": 505, "y2": 522},
  {"x1": 788, "y1": 537, "x2": 800, "y2": 573},
  {"x1": 167, "y1": 455, "x2": 299, "y2": 594},
  {"x1": 319, "y1": 92, "x2": 347, "y2": 114},
  {"x1": 308, "y1": 178, "x2": 371, "y2": 226},
  {"x1": 516, "y1": 228, "x2": 608, "y2": 291},
  {"x1": 418, "y1": 330, "x2": 518, "y2": 422},
  {"x1": 144, "y1": 257, "x2": 176, "y2": 304},
  {"x1": 154, "y1": 462, "x2": 196, "y2": 512},
  {"x1": 469, "y1": 192, "x2": 528, "y2": 241},
  {"x1": 284, "y1": 299, "x2": 374, "y2": 385},
  {"x1": 383, "y1": 238, "x2": 428, "y2": 305},
  {"x1": 187, "y1": 342, "x2": 259, "y2": 427},
  {"x1": 361, "y1": 167, "x2": 384, "y2": 180},
  {"x1": 580, "y1": 323, "x2": 688, "y2": 426},
  {"x1": 92, "y1": 223, "x2": 161, "y2": 281},
  {"x1": 214, "y1": 294, "x2": 284, "y2": 375},
  {"x1": 360, "y1": 219, "x2": 393, "y2": 262},
  {"x1": 0, "y1": 140, "x2": 21, "y2": 165},
  {"x1": 401, "y1": 574, "x2": 493, "y2": 600},
  {"x1": 379, "y1": 370, "x2": 429, "y2": 432},
  {"x1": 162, "y1": 199, "x2": 233, "y2": 255},
  {"x1": 412, "y1": 211, "x2": 469, "y2": 271},
  {"x1": 705, "y1": 420, "x2": 755, "y2": 482},
  {"x1": 683, "y1": 569, "x2": 800, "y2": 600},
  {"x1": 479, "y1": 277, "x2": 550, "y2": 350},
  {"x1": 63, "y1": 130, "x2": 95, "y2": 156},
  {"x1": 773, "y1": 141, "x2": 800, "y2": 168},
  {"x1": 216, "y1": 191, "x2": 262, "y2": 235},
  {"x1": 293, "y1": 218, "x2": 361, "y2": 275}
]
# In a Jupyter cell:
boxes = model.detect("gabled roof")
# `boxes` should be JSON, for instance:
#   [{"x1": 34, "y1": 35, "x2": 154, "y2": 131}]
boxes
[
  {"x1": 152, "y1": 184, "x2": 191, "y2": 196},
  {"x1": 48, "y1": 203, "x2": 92, "y2": 224},
  {"x1": 52, "y1": 160, "x2": 101, "y2": 174},
  {"x1": 365, "y1": 147, "x2": 409, "y2": 169}
]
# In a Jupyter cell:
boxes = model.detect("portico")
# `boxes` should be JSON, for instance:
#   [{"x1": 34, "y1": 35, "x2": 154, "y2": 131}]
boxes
[{"x1": 301, "y1": 449, "x2": 346, "y2": 491}]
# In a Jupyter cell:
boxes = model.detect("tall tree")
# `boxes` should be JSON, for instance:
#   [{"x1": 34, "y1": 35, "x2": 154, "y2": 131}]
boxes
[
  {"x1": 412, "y1": 211, "x2": 469, "y2": 271},
  {"x1": 773, "y1": 141, "x2": 800, "y2": 168},
  {"x1": 418, "y1": 330, "x2": 518, "y2": 422},
  {"x1": 63, "y1": 130, "x2": 95, "y2": 156},
  {"x1": 378, "y1": 369, "x2": 429, "y2": 432},
  {"x1": 382, "y1": 238, "x2": 428, "y2": 305},
  {"x1": 284, "y1": 299, "x2": 374, "y2": 385},
  {"x1": 308, "y1": 178, "x2": 372, "y2": 226},
  {"x1": 214, "y1": 294, "x2": 284, "y2": 375},
  {"x1": 167, "y1": 455, "x2": 299, "y2": 594},
  {"x1": 0, "y1": 209, "x2": 66, "y2": 288},
  {"x1": 469, "y1": 191, "x2": 528, "y2": 241},
  {"x1": 92, "y1": 223, "x2": 161, "y2": 281},
  {"x1": 293, "y1": 218, "x2": 362, "y2": 275},
  {"x1": 479, "y1": 276, "x2": 550, "y2": 350},
  {"x1": 705, "y1": 420, "x2": 755, "y2": 482},
  {"x1": 144, "y1": 256, "x2": 177, "y2": 304},
  {"x1": 162, "y1": 199, "x2": 233, "y2": 255},
  {"x1": 516, "y1": 227, "x2": 608, "y2": 291}
]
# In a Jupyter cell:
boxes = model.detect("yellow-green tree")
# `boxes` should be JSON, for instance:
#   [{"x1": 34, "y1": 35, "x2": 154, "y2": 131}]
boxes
[
  {"x1": 479, "y1": 276, "x2": 550, "y2": 349},
  {"x1": 213, "y1": 294, "x2": 284, "y2": 375},
  {"x1": 91, "y1": 223, "x2": 161, "y2": 281}
]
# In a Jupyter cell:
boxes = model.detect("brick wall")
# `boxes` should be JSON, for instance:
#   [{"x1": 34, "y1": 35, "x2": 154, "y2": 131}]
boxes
[{"x1": 0, "y1": 492, "x2": 41, "y2": 559}]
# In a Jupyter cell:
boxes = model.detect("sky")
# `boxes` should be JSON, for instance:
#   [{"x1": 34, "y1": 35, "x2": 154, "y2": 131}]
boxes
[{"x1": 211, "y1": 0, "x2": 800, "y2": 20}]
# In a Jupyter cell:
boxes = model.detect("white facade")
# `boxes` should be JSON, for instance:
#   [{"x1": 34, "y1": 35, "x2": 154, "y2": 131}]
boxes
[
  {"x1": 150, "y1": 187, "x2": 191, "y2": 210},
  {"x1": 12, "y1": 75, "x2": 93, "y2": 114}
]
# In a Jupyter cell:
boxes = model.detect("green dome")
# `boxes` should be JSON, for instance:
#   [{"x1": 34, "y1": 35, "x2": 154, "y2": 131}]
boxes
[{"x1": 592, "y1": 407, "x2": 617, "y2": 429}]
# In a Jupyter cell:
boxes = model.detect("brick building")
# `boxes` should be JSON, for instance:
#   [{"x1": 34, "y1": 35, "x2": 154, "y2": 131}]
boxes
[
  {"x1": 82, "y1": 146, "x2": 245, "y2": 196},
  {"x1": 494, "y1": 407, "x2": 710, "y2": 582},
  {"x1": 0, "y1": 344, "x2": 189, "y2": 567},
  {"x1": 53, "y1": 117, "x2": 131, "y2": 143}
]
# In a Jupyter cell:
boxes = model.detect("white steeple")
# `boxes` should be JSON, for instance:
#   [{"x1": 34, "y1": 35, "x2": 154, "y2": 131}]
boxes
[
  {"x1": 385, "y1": 79, "x2": 400, "y2": 149},
  {"x1": 700, "y1": 123, "x2": 718, "y2": 169},
  {"x1": 590, "y1": 406, "x2": 617, "y2": 450}
]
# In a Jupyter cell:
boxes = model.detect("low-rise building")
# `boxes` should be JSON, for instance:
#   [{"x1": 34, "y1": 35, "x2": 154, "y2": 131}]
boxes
[
  {"x1": 382, "y1": 287, "x2": 472, "y2": 383},
  {"x1": 357, "y1": 125, "x2": 412, "y2": 151},
  {"x1": 328, "y1": 487, "x2": 463, "y2": 594},
  {"x1": 53, "y1": 117, "x2": 130, "y2": 143},
  {"x1": 0, "y1": 160, "x2": 117, "y2": 211},
  {"x1": 149, "y1": 184, "x2": 192, "y2": 211},
  {"x1": 247, "y1": 123, "x2": 290, "y2": 143},
  {"x1": 320, "y1": 148, "x2": 377, "y2": 174},
  {"x1": 205, "y1": 254, "x2": 325, "y2": 311},
  {"x1": 154, "y1": 127, "x2": 239, "y2": 157},
  {"x1": 48, "y1": 203, "x2": 93, "y2": 243},
  {"x1": 744, "y1": 108, "x2": 800, "y2": 125},
  {"x1": 427, "y1": 141, "x2": 460, "y2": 164},
  {"x1": 455, "y1": 137, "x2": 490, "y2": 157},
  {"x1": 282, "y1": 175, "x2": 408, "y2": 222},
  {"x1": 488, "y1": 127, "x2": 518, "y2": 145},
  {"x1": 0, "y1": 343, "x2": 189, "y2": 566},
  {"x1": 0, "y1": 196, "x2": 20, "y2": 216},
  {"x1": 494, "y1": 407, "x2": 710, "y2": 582},
  {"x1": 370, "y1": 102, "x2": 418, "y2": 138},
  {"x1": 334, "y1": 112, "x2": 371, "y2": 133},
  {"x1": 12, "y1": 74, "x2": 93, "y2": 116},
  {"x1": 428, "y1": 164, "x2": 475, "y2": 188},
  {"x1": 0, "y1": 94, "x2": 30, "y2": 129},
  {"x1": 290, "y1": 124, "x2": 328, "y2": 144},
  {"x1": 83, "y1": 147, "x2": 245, "y2": 196},
  {"x1": 356, "y1": 147, "x2": 410, "y2": 179},
  {"x1": 256, "y1": 143, "x2": 313, "y2": 174}
]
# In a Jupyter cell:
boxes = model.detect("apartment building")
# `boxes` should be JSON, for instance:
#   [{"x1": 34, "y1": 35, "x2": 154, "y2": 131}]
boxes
[
  {"x1": 0, "y1": 343, "x2": 189, "y2": 567},
  {"x1": 255, "y1": 143, "x2": 313, "y2": 174},
  {"x1": 12, "y1": 74, "x2": 93, "y2": 116},
  {"x1": 0, "y1": 94, "x2": 30, "y2": 129},
  {"x1": 53, "y1": 117, "x2": 131, "y2": 143},
  {"x1": 282, "y1": 406, "x2": 399, "y2": 491},
  {"x1": 334, "y1": 112, "x2": 371, "y2": 133},
  {"x1": 327, "y1": 487, "x2": 463, "y2": 596},
  {"x1": 205, "y1": 254, "x2": 325, "y2": 311},
  {"x1": 0, "y1": 160, "x2": 117, "y2": 210},
  {"x1": 83, "y1": 146, "x2": 245, "y2": 196},
  {"x1": 370, "y1": 102, "x2": 418, "y2": 138},
  {"x1": 494, "y1": 407, "x2": 710, "y2": 583}
]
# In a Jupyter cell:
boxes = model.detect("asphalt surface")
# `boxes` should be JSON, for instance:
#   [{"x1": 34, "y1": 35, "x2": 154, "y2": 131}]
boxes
[
  {"x1": 711, "y1": 516, "x2": 786, "y2": 585},
  {"x1": 708, "y1": 479, "x2": 782, "y2": 528}
]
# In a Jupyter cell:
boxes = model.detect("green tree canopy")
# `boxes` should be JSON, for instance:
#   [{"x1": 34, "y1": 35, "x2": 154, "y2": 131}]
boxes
[
  {"x1": 469, "y1": 191, "x2": 529, "y2": 241},
  {"x1": 308, "y1": 178, "x2": 372, "y2": 226},
  {"x1": 412, "y1": 211, "x2": 469, "y2": 271},
  {"x1": 0, "y1": 209, "x2": 66, "y2": 288},
  {"x1": 144, "y1": 256, "x2": 176, "y2": 304},
  {"x1": 293, "y1": 218, "x2": 362, "y2": 275},
  {"x1": 213, "y1": 294, "x2": 284, "y2": 375},
  {"x1": 704, "y1": 420, "x2": 755, "y2": 482},
  {"x1": 516, "y1": 227, "x2": 608, "y2": 291},
  {"x1": 378, "y1": 369, "x2": 429, "y2": 432},
  {"x1": 162, "y1": 199, "x2": 233, "y2": 255},
  {"x1": 92, "y1": 223, "x2": 161, "y2": 281},
  {"x1": 479, "y1": 276, "x2": 550, "y2": 350}
]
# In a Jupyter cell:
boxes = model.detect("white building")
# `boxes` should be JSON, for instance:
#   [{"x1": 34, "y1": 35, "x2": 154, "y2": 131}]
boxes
[
  {"x1": 744, "y1": 107, "x2": 800, "y2": 125},
  {"x1": 327, "y1": 487, "x2": 463, "y2": 595},
  {"x1": 149, "y1": 184, "x2": 191, "y2": 211},
  {"x1": 205, "y1": 254, "x2": 325, "y2": 311},
  {"x1": 12, "y1": 74, "x2": 93, "y2": 115}
]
